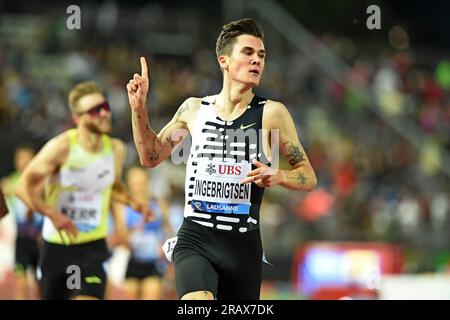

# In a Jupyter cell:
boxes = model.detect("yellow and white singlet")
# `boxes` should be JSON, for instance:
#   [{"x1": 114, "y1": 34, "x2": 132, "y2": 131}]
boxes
[{"x1": 42, "y1": 129, "x2": 115, "y2": 244}]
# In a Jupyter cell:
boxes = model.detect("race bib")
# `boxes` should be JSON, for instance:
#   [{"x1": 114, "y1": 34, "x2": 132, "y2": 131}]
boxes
[
  {"x1": 191, "y1": 160, "x2": 252, "y2": 215},
  {"x1": 58, "y1": 191, "x2": 102, "y2": 232},
  {"x1": 162, "y1": 236, "x2": 178, "y2": 262}
]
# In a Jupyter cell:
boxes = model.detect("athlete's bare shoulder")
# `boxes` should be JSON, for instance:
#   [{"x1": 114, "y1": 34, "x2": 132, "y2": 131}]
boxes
[
  {"x1": 264, "y1": 99, "x2": 288, "y2": 112},
  {"x1": 262, "y1": 99, "x2": 291, "y2": 129},
  {"x1": 110, "y1": 137, "x2": 126, "y2": 159},
  {"x1": 31, "y1": 131, "x2": 70, "y2": 170},
  {"x1": 177, "y1": 97, "x2": 202, "y2": 125},
  {"x1": 110, "y1": 137, "x2": 125, "y2": 151},
  {"x1": 109, "y1": 137, "x2": 127, "y2": 176},
  {"x1": 46, "y1": 131, "x2": 70, "y2": 159}
]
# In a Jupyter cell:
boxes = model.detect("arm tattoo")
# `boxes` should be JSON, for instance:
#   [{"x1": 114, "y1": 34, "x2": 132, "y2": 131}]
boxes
[
  {"x1": 296, "y1": 173, "x2": 308, "y2": 185},
  {"x1": 148, "y1": 148, "x2": 159, "y2": 161},
  {"x1": 283, "y1": 141, "x2": 305, "y2": 166},
  {"x1": 288, "y1": 172, "x2": 308, "y2": 186}
]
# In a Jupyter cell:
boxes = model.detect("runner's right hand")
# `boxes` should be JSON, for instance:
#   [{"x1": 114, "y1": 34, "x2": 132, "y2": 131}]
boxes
[
  {"x1": 49, "y1": 212, "x2": 78, "y2": 242},
  {"x1": 127, "y1": 57, "x2": 149, "y2": 111}
]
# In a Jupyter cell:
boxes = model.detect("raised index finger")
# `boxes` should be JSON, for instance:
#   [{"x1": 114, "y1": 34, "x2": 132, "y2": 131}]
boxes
[{"x1": 140, "y1": 57, "x2": 148, "y2": 78}]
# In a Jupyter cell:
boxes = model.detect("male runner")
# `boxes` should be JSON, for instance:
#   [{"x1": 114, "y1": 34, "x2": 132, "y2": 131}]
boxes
[
  {"x1": 16, "y1": 81, "x2": 153, "y2": 300},
  {"x1": 127, "y1": 18, "x2": 317, "y2": 300}
]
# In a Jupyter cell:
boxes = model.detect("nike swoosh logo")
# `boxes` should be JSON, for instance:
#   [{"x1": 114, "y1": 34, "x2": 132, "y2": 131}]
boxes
[{"x1": 240, "y1": 123, "x2": 256, "y2": 130}]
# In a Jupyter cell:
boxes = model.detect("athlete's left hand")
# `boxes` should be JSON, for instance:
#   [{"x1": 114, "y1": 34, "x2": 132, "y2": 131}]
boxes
[{"x1": 241, "y1": 159, "x2": 284, "y2": 188}]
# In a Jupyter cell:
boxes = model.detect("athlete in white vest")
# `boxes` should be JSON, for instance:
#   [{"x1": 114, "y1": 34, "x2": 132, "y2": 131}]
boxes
[
  {"x1": 16, "y1": 81, "x2": 153, "y2": 300},
  {"x1": 127, "y1": 18, "x2": 317, "y2": 300}
]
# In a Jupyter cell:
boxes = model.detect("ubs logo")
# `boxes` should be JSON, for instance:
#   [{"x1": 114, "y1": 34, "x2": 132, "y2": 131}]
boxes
[
  {"x1": 218, "y1": 164, "x2": 242, "y2": 175},
  {"x1": 206, "y1": 163, "x2": 243, "y2": 176},
  {"x1": 206, "y1": 163, "x2": 216, "y2": 175}
]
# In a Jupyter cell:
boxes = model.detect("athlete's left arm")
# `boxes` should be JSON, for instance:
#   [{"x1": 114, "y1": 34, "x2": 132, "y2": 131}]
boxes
[
  {"x1": 243, "y1": 101, "x2": 317, "y2": 191},
  {"x1": 110, "y1": 139, "x2": 155, "y2": 221}
]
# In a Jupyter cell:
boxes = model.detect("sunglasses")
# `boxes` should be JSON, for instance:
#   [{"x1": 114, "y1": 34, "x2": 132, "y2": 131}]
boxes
[{"x1": 78, "y1": 101, "x2": 110, "y2": 116}]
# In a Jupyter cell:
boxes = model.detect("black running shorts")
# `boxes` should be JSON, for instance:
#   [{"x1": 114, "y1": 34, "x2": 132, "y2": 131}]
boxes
[
  {"x1": 173, "y1": 218, "x2": 263, "y2": 300},
  {"x1": 15, "y1": 236, "x2": 40, "y2": 276},
  {"x1": 39, "y1": 239, "x2": 110, "y2": 300},
  {"x1": 125, "y1": 258, "x2": 164, "y2": 280}
]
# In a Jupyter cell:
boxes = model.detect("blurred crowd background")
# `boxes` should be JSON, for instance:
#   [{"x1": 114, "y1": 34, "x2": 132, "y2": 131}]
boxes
[{"x1": 0, "y1": 0, "x2": 449, "y2": 299}]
